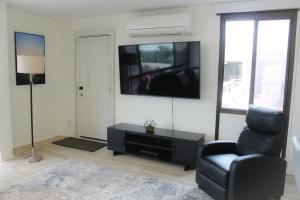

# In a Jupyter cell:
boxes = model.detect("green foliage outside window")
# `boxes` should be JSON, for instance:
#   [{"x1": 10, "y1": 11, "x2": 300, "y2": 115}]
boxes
[{"x1": 224, "y1": 62, "x2": 242, "y2": 81}]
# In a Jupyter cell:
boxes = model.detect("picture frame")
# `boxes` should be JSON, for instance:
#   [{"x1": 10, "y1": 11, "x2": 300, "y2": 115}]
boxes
[{"x1": 15, "y1": 32, "x2": 46, "y2": 85}]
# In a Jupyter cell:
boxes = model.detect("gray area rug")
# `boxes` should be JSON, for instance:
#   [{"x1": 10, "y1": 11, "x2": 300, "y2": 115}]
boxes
[{"x1": 0, "y1": 160, "x2": 212, "y2": 200}]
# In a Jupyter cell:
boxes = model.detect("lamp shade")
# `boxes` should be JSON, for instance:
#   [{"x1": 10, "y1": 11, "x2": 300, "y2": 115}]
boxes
[{"x1": 17, "y1": 55, "x2": 45, "y2": 74}]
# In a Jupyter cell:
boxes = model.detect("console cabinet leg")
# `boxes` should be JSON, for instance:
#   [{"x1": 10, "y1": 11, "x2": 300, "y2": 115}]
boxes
[
  {"x1": 113, "y1": 151, "x2": 119, "y2": 156},
  {"x1": 184, "y1": 165, "x2": 189, "y2": 171},
  {"x1": 184, "y1": 165, "x2": 195, "y2": 171}
]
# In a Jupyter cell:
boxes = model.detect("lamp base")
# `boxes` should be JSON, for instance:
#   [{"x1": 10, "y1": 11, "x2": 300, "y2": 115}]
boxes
[{"x1": 24, "y1": 148, "x2": 41, "y2": 162}]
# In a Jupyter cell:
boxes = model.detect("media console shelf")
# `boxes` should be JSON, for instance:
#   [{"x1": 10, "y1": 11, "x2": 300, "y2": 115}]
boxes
[{"x1": 107, "y1": 123, "x2": 205, "y2": 171}]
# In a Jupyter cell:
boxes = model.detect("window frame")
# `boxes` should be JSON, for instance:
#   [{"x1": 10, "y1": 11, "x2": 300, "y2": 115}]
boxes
[
  {"x1": 217, "y1": 10, "x2": 298, "y2": 115},
  {"x1": 215, "y1": 9, "x2": 298, "y2": 158}
]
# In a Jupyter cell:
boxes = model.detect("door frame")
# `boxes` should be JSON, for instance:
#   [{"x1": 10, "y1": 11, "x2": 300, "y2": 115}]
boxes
[{"x1": 74, "y1": 28, "x2": 116, "y2": 139}]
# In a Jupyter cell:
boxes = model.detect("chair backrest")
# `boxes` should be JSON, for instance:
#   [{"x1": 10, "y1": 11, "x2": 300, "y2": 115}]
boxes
[{"x1": 237, "y1": 105, "x2": 287, "y2": 157}]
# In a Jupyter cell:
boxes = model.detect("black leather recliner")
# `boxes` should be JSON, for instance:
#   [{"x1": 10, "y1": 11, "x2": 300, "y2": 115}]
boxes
[{"x1": 196, "y1": 106, "x2": 288, "y2": 200}]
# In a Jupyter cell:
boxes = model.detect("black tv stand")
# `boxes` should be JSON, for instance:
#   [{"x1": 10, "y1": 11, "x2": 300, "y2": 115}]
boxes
[{"x1": 107, "y1": 123, "x2": 205, "y2": 171}]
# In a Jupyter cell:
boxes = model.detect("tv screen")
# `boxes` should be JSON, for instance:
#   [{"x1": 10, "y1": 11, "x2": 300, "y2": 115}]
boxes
[{"x1": 118, "y1": 41, "x2": 200, "y2": 99}]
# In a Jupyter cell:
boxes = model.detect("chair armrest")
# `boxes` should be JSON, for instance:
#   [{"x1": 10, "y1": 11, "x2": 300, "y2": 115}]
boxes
[
  {"x1": 228, "y1": 154, "x2": 287, "y2": 200},
  {"x1": 199, "y1": 140, "x2": 237, "y2": 157}
]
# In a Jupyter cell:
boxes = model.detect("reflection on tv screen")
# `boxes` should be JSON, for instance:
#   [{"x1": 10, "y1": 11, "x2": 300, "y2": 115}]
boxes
[
  {"x1": 139, "y1": 44, "x2": 174, "y2": 73},
  {"x1": 118, "y1": 41, "x2": 200, "y2": 99}
]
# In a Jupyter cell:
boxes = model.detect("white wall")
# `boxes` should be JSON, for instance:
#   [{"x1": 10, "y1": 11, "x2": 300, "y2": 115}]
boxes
[
  {"x1": 3, "y1": 1, "x2": 300, "y2": 176},
  {"x1": 287, "y1": 10, "x2": 300, "y2": 175},
  {"x1": 7, "y1": 7, "x2": 71, "y2": 147},
  {"x1": 65, "y1": 4, "x2": 300, "y2": 164},
  {"x1": 53, "y1": 0, "x2": 300, "y2": 176},
  {"x1": 64, "y1": 6, "x2": 220, "y2": 140},
  {"x1": 219, "y1": 114, "x2": 246, "y2": 141},
  {"x1": 0, "y1": 0, "x2": 14, "y2": 160}
]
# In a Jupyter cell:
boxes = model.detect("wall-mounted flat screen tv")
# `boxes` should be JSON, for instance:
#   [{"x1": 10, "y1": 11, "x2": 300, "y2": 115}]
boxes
[{"x1": 118, "y1": 41, "x2": 200, "y2": 99}]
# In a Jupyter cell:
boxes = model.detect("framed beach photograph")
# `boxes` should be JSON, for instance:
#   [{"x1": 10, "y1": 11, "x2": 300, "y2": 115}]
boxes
[{"x1": 15, "y1": 32, "x2": 45, "y2": 85}]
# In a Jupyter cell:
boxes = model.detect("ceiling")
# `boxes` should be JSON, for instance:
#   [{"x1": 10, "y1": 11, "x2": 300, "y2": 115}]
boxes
[{"x1": 4, "y1": 0, "x2": 255, "y2": 20}]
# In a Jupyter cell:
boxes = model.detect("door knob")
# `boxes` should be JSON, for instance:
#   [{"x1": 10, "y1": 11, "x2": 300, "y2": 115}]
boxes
[{"x1": 78, "y1": 86, "x2": 84, "y2": 90}]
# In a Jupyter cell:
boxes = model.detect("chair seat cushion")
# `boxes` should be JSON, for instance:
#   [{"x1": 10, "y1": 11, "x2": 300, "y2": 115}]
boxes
[{"x1": 198, "y1": 154, "x2": 239, "y2": 188}]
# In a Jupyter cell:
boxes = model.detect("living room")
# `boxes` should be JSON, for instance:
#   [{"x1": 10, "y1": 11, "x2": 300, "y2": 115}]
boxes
[{"x1": 0, "y1": 0, "x2": 300, "y2": 199}]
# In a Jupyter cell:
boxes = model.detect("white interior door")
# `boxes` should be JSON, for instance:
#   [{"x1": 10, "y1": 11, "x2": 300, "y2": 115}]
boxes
[{"x1": 76, "y1": 35, "x2": 113, "y2": 140}]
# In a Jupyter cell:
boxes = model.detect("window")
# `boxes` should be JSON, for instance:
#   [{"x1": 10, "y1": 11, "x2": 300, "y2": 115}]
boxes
[
  {"x1": 222, "y1": 20, "x2": 254, "y2": 110},
  {"x1": 253, "y1": 20, "x2": 290, "y2": 110},
  {"x1": 215, "y1": 10, "x2": 298, "y2": 157},
  {"x1": 218, "y1": 10, "x2": 297, "y2": 113}
]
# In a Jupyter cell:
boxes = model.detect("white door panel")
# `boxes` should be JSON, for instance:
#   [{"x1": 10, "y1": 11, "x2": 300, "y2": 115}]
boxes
[{"x1": 77, "y1": 36, "x2": 113, "y2": 140}]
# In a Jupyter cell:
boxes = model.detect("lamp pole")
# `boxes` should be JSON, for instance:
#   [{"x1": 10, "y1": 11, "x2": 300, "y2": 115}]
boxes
[
  {"x1": 30, "y1": 74, "x2": 34, "y2": 148},
  {"x1": 24, "y1": 74, "x2": 41, "y2": 162}
]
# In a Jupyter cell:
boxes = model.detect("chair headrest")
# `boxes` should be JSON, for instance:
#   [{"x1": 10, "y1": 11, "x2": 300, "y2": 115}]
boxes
[{"x1": 246, "y1": 105, "x2": 286, "y2": 134}]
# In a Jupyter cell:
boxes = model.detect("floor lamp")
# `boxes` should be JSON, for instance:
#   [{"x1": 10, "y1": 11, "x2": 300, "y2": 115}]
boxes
[{"x1": 17, "y1": 55, "x2": 45, "y2": 162}]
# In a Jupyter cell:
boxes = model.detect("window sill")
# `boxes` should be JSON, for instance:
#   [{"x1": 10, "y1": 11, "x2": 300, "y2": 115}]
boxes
[{"x1": 220, "y1": 108, "x2": 247, "y2": 115}]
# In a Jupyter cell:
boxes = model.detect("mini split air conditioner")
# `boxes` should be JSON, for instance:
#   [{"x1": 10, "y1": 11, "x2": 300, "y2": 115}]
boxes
[{"x1": 127, "y1": 13, "x2": 194, "y2": 37}]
